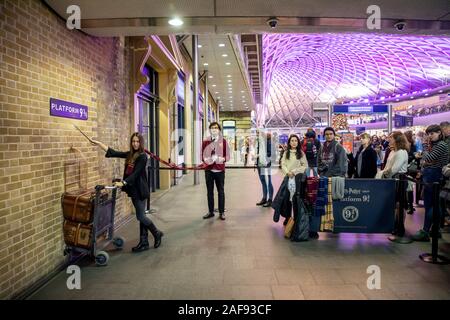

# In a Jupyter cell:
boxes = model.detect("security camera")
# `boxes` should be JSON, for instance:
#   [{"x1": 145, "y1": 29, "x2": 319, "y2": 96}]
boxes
[
  {"x1": 394, "y1": 20, "x2": 406, "y2": 31},
  {"x1": 267, "y1": 17, "x2": 279, "y2": 29}
]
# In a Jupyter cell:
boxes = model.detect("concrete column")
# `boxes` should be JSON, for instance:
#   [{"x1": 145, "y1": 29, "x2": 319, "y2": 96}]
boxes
[
  {"x1": 204, "y1": 70, "x2": 208, "y2": 134},
  {"x1": 388, "y1": 104, "x2": 393, "y2": 133},
  {"x1": 328, "y1": 104, "x2": 333, "y2": 127},
  {"x1": 192, "y1": 35, "x2": 200, "y2": 185}
]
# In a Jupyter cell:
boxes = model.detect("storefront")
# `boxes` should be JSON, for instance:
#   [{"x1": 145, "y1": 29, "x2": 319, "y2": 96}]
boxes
[
  {"x1": 137, "y1": 64, "x2": 160, "y2": 192},
  {"x1": 171, "y1": 72, "x2": 186, "y2": 185}
]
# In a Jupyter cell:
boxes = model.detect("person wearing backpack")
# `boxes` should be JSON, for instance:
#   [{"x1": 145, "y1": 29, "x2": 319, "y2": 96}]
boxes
[{"x1": 301, "y1": 129, "x2": 321, "y2": 177}]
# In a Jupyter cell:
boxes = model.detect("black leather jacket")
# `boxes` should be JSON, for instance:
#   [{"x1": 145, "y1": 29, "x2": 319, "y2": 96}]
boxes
[{"x1": 105, "y1": 148, "x2": 150, "y2": 200}]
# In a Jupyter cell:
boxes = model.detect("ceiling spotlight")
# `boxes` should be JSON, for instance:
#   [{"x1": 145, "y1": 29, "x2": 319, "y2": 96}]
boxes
[
  {"x1": 208, "y1": 75, "x2": 213, "y2": 79},
  {"x1": 219, "y1": 43, "x2": 225, "y2": 47},
  {"x1": 227, "y1": 75, "x2": 231, "y2": 78},
  {"x1": 227, "y1": 80, "x2": 232, "y2": 82},
  {"x1": 222, "y1": 54, "x2": 228, "y2": 57},
  {"x1": 241, "y1": 91, "x2": 244, "y2": 93},
  {"x1": 198, "y1": 44, "x2": 202, "y2": 48},
  {"x1": 168, "y1": 17, "x2": 184, "y2": 26},
  {"x1": 225, "y1": 62, "x2": 231, "y2": 65},
  {"x1": 215, "y1": 92, "x2": 219, "y2": 94},
  {"x1": 203, "y1": 63, "x2": 208, "y2": 66},
  {"x1": 212, "y1": 84, "x2": 216, "y2": 87}
]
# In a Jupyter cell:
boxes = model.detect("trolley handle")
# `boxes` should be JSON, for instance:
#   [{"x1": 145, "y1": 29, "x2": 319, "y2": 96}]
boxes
[{"x1": 95, "y1": 185, "x2": 118, "y2": 191}]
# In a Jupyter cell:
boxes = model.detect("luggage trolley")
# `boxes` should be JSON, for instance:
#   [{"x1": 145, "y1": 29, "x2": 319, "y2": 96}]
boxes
[{"x1": 62, "y1": 185, "x2": 125, "y2": 266}]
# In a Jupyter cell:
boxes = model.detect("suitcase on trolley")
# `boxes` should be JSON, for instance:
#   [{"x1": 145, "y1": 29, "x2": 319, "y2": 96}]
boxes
[
  {"x1": 61, "y1": 190, "x2": 108, "y2": 223},
  {"x1": 63, "y1": 220, "x2": 93, "y2": 249},
  {"x1": 61, "y1": 185, "x2": 124, "y2": 266}
]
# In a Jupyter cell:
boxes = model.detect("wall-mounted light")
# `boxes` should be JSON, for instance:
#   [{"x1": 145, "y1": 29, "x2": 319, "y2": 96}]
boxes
[{"x1": 168, "y1": 17, "x2": 183, "y2": 26}]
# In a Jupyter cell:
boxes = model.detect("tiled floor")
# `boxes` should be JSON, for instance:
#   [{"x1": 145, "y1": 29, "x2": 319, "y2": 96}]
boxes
[{"x1": 30, "y1": 170, "x2": 450, "y2": 300}]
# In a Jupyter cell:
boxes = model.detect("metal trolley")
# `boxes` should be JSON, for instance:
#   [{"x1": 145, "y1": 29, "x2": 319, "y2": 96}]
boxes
[{"x1": 63, "y1": 185, "x2": 125, "y2": 266}]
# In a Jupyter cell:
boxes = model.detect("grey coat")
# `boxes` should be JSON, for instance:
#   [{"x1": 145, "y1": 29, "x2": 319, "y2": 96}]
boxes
[{"x1": 318, "y1": 141, "x2": 348, "y2": 177}]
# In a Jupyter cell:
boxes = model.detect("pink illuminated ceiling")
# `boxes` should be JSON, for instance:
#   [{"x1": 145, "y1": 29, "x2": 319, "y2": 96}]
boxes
[{"x1": 263, "y1": 33, "x2": 450, "y2": 127}]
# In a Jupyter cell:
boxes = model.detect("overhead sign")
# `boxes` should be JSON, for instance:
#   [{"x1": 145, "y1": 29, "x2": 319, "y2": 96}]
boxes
[
  {"x1": 333, "y1": 105, "x2": 389, "y2": 114},
  {"x1": 222, "y1": 120, "x2": 236, "y2": 128},
  {"x1": 333, "y1": 179, "x2": 395, "y2": 233},
  {"x1": 50, "y1": 98, "x2": 88, "y2": 120},
  {"x1": 394, "y1": 114, "x2": 414, "y2": 128}
]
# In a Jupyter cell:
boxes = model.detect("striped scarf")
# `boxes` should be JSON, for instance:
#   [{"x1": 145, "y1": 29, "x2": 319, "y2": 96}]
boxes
[
  {"x1": 321, "y1": 177, "x2": 334, "y2": 231},
  {"x1": 306, "y1": 177, "x2": 319, "y2": 205},
  {"x1": 314, "y1": 177, "x2": 328, "y2": 217}
]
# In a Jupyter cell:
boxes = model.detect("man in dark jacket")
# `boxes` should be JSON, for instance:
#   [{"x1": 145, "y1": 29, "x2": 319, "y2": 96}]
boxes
[{"x1": 318, "y1": 127, "x2": 348, "y2": 177}]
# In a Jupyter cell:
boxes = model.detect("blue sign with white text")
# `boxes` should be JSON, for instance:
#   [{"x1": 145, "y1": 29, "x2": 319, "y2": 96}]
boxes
[
  {"x1": 333, "y1": 179, "x2": 395, "y2": 233},
  {"x1": 333, "y1": 105, "x2": 388, "y2": 114}
]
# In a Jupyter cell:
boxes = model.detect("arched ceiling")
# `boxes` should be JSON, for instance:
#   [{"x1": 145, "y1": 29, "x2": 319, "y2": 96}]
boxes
[{"x1": 263, "y1": 33, "x2": 450, "y2": 127}]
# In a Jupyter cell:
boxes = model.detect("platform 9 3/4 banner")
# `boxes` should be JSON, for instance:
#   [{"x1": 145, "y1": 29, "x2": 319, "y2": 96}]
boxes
[{"x1": 333, "y1": 179, "x2": 396, "y2": 233}]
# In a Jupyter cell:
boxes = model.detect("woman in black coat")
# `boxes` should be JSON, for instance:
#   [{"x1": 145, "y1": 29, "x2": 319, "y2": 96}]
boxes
[
  {"x1": 354, "y1": 133, "x2": 378, "y2": 178},
  {"x1": 90, "y1": 133, "x2": 163, "y2": 252}
]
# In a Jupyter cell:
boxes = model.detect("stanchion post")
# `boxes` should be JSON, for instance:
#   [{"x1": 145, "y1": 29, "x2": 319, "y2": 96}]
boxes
[
  {"x1": 431, "y1": 182, "x2": 440, "y2": 263},
  {"x1": 419, "y1": 181, "x2": 450, "y2": 264}
]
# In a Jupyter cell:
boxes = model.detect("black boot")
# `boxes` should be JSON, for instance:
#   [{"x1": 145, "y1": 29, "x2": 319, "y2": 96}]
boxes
[
  {"x1": 132, "y1": 223, "x2": 149, "y2": 252},
  {"x1": 263, "y1": 200, "x2": 272, "y2": 207},
  {"x1": 256, "y1": 199, "x2": 267, "y2": 206},
  {"x1": 147, "y1": 222, "x2": 164, "y2": 248}
]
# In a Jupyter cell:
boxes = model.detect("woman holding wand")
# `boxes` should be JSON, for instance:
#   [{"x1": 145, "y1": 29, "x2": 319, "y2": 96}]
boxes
[{"x1": 82, "y1": 129, "x2": 164, "y2": 252}]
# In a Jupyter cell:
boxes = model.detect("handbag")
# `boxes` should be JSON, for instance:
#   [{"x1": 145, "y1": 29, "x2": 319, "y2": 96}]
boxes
[
  {"x1": 407, "y1": 161, "x2": 418, "y2": 176},
  {"x1": 284, "y1": 217, "x2": 295, "y2": 238}
]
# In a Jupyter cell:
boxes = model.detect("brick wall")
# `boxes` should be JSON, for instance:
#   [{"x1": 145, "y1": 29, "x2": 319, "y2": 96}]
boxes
[{"x1": 0, "y1": 0, "x2": 134, "y2": 299}]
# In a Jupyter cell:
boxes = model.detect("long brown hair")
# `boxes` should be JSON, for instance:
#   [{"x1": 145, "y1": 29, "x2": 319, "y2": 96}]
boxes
[
  {"x1": 404, "y1": 130, "x2": 414, "y2": 151},
  {"x1": 390, "y1": 131, "x2": 409, "y2": 151},
  {"x1": 286, "y1": 134, "x2": 303, "y2": 160},
  {"x1": 126, "y1": 132, "x2": 145, "y2": 164}
]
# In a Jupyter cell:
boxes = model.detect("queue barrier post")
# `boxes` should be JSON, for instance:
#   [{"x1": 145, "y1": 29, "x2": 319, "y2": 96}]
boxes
[{"x1": 419, "y1": 182, "x2": 450, "y2": 265}]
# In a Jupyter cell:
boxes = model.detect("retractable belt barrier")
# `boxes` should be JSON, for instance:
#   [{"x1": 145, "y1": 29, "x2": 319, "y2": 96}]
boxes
[
  {"x1": 392, "y1": 175, "x2": 449, "y2": 265},
  {"x1": 144, "y1": 149, "x2": 259, "y2": 170},
  {"x1": 143, "y1": 147, "x2": 449, "y2": 264}
]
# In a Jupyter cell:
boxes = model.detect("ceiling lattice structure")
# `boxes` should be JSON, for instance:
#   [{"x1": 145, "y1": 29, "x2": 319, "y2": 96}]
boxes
[{"x1": 263, "y1": 33, "x2": 450, "y2": 127}]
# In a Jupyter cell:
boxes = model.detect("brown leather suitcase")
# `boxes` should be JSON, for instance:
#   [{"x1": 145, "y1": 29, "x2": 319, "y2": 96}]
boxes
[
  {"x1": 61, "y1": 190, "x2": 108, "y2": 223},
  {"x1": 63, "y1": 220, "x2": 93, "y2": 249}
]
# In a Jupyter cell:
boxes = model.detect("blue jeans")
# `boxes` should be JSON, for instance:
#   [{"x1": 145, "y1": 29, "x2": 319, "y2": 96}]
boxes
[
  {"x1": 258, "y1": 167, "x2": 273, "y2": 201},
  {"x1": 305, "y1": 167, "x2": 319, "y2": 177},
  {"x1": 422, "y1": 167, "x2": 443, "y2": 232}
]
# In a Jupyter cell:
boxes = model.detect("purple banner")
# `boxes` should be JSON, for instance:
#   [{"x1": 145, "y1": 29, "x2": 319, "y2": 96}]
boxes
[{"x1": 50, "y1": 98, "x2": 88, "y2": 120}]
